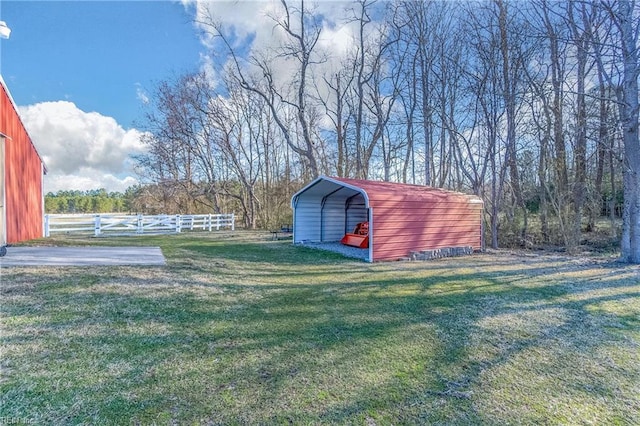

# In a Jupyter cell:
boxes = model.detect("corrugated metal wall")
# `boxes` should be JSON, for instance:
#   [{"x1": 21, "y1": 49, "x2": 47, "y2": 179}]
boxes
[
  {"x1": 321, "y1": 196, "x2": 347, "y2": 242},
  {"x1": 293, "y1": 197, "x2": 322, "y2": 242},
  {"x1": 0, "y1": 81, "x2": 45, "y2": 244},
  {"x1": 370, "y1": 198, "x2": 483, "y2": 261},
  {"x1": 344, "y1": 194, "x2": 367, "y2": 235}
]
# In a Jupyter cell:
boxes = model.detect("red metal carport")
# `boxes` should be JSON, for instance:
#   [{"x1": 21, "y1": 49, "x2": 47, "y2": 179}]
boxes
[{"x1": 291, "y1": 176, "x2": 483, "y2": 262}]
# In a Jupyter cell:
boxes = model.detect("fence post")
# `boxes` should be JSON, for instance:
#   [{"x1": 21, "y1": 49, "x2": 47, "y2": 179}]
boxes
[
  {"x1": 208, "y1": 214, "x2": 212, "y2": 232},
  {"x1": 176, "y1": 214, "x2": 182, "y2": 233},
  {"x1": 231, "y1": 213, "x2": 235, "y2": 231},
  {"x1": 44, "y1": 214, "x2": 50, "y2": 237},
  {"x1": 137, "y1": 214, "x2": 143, "y2": 234},
  {"x1": 94, "y1": 214, "x2": 101, "y2": 237}
]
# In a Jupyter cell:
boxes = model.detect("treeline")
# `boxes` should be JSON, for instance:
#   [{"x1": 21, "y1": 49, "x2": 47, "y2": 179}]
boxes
[
  {"x1": 134, "y1": 0, "x2": 639, "y2": 259},
  {"x1": 44, "y1": 185, "x2": 291, "y2": 221},
  {"x1": 45, "y1": 189, "x2": 132, "y2": 214},
  {"x1": 124, "y1": 181, "x2": 295, "y2": 224}
]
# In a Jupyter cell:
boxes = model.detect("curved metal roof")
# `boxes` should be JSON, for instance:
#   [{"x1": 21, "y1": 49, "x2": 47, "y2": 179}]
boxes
[{"x1": 293, "y1": 175, "x2": 482, "y2": 207}]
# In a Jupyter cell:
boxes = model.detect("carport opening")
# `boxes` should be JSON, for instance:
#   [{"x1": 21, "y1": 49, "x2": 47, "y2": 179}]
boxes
[{"x1": 302, "y1": 187, "x2": 371, "y2": 261}]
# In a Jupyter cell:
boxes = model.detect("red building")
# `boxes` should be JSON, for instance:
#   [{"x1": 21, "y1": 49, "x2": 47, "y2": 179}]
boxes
[
  {"x1": 0, "y1": 76, "x2": 46, "y2": 245},
  {"x1": 292, "y1": 176, "x2": 483, "y2": 262}
]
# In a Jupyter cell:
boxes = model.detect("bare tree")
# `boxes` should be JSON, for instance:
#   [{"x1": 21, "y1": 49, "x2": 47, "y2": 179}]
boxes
[
  {"x1": 537, "y1": 0, "x2": 572, "y2": 238},
  {"x1": 200, "y1": 0, "x2": 324, "y2": 179},
  {"x1": 344, "y1": 0, "x2": 399, "y2": 179},
  {"x1": 566, "y1": 0, "x2": 597, "y2": 250},
  {"x1": 137, "y1": 72, "x2": 226, "y2": 213},
  {"x1": 397, "y1": 0, "x2": 439, "y2": 185},
  {"x1": 316, "y1": 67, "x2": 355, "y2": 178},
  {"x1": 464, "y1": 2, "x2": 508, "y2": 249},
  {"x1": 495, "y1": 0, "x2": 530, "y2": 239}
]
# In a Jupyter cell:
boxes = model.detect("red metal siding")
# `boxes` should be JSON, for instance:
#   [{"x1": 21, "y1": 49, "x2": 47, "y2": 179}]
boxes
[
  {"x1": 372, "y1": 203, "x2": 483, "y2": 261},
  {"x1": 1, "y1": 81, "x2": 45, "y2": 243},
  {"x1": 331, "y1": 177, "x2": 483, "y2": 261}
]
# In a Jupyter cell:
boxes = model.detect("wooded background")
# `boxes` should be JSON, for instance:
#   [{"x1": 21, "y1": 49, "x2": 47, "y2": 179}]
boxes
[{"x1": 66, "y1": 1, "x2": 640, "y2": 259}]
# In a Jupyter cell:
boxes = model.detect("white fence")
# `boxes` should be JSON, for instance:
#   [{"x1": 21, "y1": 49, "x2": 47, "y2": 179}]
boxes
[{"x1": 44, "y1": 213, "x2": 235, "y2": 237}]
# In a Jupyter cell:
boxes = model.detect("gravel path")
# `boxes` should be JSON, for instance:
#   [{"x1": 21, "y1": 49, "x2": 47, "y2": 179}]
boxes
[{"x1": 300, "y1": 241, "x2": 369, "y2": 261}]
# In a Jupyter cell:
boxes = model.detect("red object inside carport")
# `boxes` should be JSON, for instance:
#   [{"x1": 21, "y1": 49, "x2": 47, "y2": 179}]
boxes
[{"x1": 340, "y1": 221, "x2": 369, "y2": 248}]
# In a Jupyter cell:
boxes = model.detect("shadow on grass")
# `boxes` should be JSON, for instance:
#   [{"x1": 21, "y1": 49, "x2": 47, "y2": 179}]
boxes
[
  {"x1": 179, "y1": 240, "x2": 354, "y2": 265},
  {"x1": 1, "y1": 236, "x2": 639, "y2": 424}
]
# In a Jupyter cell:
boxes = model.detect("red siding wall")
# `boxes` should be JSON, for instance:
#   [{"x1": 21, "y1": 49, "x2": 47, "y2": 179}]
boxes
[
  {"x1": 371, "y1": 199, "x2": 483, "y2": 261},
  {"x1": 1, "y1": 81, "x2": 44, "y2": 243},
  {"x1": 332, "y1": 178, "x2": 483, "y2": 261}
]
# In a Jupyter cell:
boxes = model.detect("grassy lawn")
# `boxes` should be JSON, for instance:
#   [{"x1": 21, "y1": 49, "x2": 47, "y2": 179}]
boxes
[{"x1": 1, "y1": 231, "x2": 639, "y2": 425}]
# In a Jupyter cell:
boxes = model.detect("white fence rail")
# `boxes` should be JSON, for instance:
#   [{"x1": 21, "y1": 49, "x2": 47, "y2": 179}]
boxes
[{"x1": 44, "y1": 213, "x2": 235, "y2": 237}]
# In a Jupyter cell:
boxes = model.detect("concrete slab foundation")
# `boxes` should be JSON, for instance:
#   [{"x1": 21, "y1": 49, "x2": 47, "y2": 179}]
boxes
[{"x1": 0, "y1": 246, "x2": 166, "y2": 267}]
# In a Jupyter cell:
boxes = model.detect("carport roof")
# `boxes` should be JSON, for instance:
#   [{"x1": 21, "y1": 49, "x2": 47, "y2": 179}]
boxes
[
  {"x1": 291, "y1": 176, "x2": 369, "y2": 207},
  {"x1": 292, "y1": 176, "x2": 482, "y2": 207}
]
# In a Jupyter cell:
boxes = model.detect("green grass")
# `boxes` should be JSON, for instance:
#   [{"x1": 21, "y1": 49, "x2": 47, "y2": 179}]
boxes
[{"x1": 1, "y1": 231, "x2": 639, "y2": 425}]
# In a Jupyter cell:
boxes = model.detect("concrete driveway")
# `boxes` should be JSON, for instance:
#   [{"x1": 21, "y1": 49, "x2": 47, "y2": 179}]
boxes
[{"x1": 0, "y1": 246, "x2": 166, "y2": 267}]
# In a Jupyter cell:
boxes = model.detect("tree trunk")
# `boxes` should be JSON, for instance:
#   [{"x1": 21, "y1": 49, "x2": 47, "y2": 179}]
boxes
[
  {"x1": 497, "y1": 0, "x2": 525, "y2": 241},
  {"x1": 615, "y1": 0, "x2": 640, "y2": 263},
  {"x1": 568, "y1": 0, "x2": 589, "y2": 252},
  {"x1": 591, "y1": 65, "x2": 608, "y2": 232}
]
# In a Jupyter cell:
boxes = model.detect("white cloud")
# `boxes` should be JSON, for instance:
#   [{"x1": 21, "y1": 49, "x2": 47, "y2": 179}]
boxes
[
  {"x1": 17, "y1": 101, "x2": 147, "y2": 193},
  {"x1": 136, "y1": 83, "x2": 150, "y2": 105},
  {"x1": 184, "y1": 0, "x2": 361, "y2": 90}
]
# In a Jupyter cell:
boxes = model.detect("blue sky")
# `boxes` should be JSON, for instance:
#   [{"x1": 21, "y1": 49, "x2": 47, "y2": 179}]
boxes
[
  {"x1": 2, "y1": 0, "x2": 202, "y2": 128},
  {"x1": 0, "y1": 0, "x2": 208, "y2": 192},
  {"x1": 0, "y1": 0, "x2": 354, "y2": 193}
]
